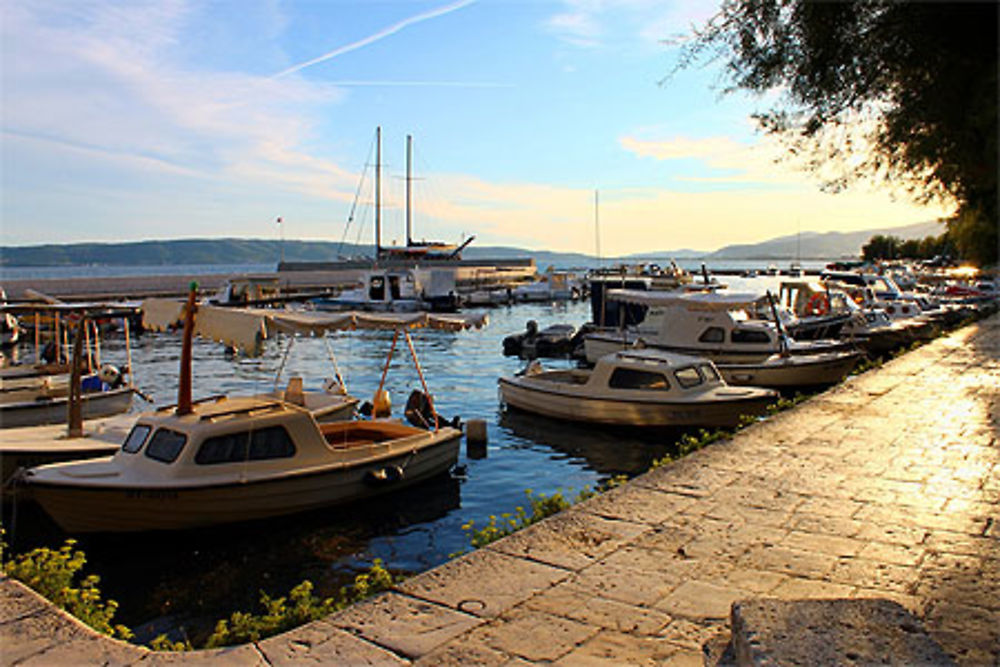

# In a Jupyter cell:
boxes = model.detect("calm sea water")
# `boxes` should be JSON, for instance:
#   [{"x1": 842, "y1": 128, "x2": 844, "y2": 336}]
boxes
[{"x1": 1, "y1": 261, "x2": 826, "y2": 642}]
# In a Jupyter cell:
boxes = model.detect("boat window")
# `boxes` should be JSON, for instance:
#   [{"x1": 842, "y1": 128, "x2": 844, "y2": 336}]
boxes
[
  {"x1": 731, "y1": 328, "x2": 771, "y2": 344},
  {"x1": 698, "y1": 327, "x2": 725, "y2": 343},
  {"x1": 700, "y1": 364, "x2": 721, "y2": 382},
  {"x1": 195, "y1": 426, "x2": 296, "y2": 465},
  {"x1": 145, "y1": 428, "x2": 188, "y2": 464},
  {"x1": 389, "y1": 275, "x2": 402, "y2": 299},
  {"x1": 369, "y1": 276, "x2": 385, "y2": 301},
  {"x1": 608, "y1": 368, "x2": 670, "y2": 391},
  {"x1": 121, "y1": 424, "x2": 152, "y2": 454},
  {"x1": 674, "y1": 366, "x2": 703, "y2": 389}
]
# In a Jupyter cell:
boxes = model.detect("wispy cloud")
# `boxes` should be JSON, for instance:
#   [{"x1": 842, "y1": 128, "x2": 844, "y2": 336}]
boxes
[
  {"x1": 273, "y1": 0, "x2": 476, "y2": 78},
  {"x1": 544, "y1": 0, "x2": 718, "y2": 50}
]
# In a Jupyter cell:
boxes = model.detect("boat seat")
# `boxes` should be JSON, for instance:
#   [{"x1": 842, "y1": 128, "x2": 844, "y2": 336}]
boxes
[{"x1": 283, "y1": 376, "x2": 306, "y2": 406}]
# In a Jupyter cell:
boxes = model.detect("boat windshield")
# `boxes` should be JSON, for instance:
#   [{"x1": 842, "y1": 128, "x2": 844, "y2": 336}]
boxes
[
  {"x1": 608, "y1": 368, "x2": 671, "y2": 391},
  {"x1": 699, "y1": 364, "x2": 721, "y2": 382},
  {"x1": 145, "y1": 428, "x2": 188, "y2": 464},
  {"x1": 122, "y1": 424, "x2": 152, "y2": 454},
  {"x1": 674, "y1": 366, "x2": 703, "y2": 389}
]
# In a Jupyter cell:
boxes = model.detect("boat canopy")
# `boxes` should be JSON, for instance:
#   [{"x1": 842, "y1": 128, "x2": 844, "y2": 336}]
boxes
[
  {"x1": 142, "y1": 299, "x2": 487, "y2": 356},
  {"x1": 606, "y1": 289, "x2": 762, "y2": 311}
]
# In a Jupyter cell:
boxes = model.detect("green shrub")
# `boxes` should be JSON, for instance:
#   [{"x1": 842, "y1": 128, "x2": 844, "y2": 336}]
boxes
[
  {"x1": 205, "y1": 561, "x2": 395, "y2": 648},
  {"x1": 1, "y1": 535, "x2": 132, "y2": 641},
  {"x1": 461, "y1": 478, "x2": 626, "y2": 551}
]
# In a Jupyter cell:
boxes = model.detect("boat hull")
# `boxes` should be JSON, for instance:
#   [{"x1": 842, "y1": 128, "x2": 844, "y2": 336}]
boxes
[
  {"x1": 25, "y1": 428, "x2": 461, "y2": 533},
  {"x1": 584, "y1": 336, "x2": 861, "y2": 389},
  {"x1": 0, "y1": 388, "x2": 133, "y2": 429},
  {"x1": 717, "y1": 352, "x2": 861, "y2": 388},
  {"x1": 499, "y1": 378, "x2": 774, "y2": 428}
]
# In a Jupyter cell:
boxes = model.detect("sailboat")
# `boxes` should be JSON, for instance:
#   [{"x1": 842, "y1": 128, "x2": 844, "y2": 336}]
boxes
[
  {"x1": 315, "y1": 129, "x2": 464, "y2": 312},
  {"x1": 379, "y1": 133, "x2": 472, "y2": 262}
]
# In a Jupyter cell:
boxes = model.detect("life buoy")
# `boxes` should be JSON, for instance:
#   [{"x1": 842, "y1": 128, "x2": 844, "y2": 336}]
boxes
[{"x1": 805, "y1": 293, "x2": 830, "y2": 316}]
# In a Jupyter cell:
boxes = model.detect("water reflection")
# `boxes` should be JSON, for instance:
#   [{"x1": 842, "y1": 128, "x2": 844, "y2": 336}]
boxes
[
  {"x1": 7, "y1": 472, "x2": 462, "y2": 643},
  {"x1": 498, "y1": 408, "x2": 679, "y2": 477}
]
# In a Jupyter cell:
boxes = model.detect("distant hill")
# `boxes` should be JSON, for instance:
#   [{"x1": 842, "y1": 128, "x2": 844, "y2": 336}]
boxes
[
  {"x1": 0, "y1": 221, "x2": 944, "y2": 268},
  {"x1": 705, "y1": 221, "x2": 943, "y2": 260}
]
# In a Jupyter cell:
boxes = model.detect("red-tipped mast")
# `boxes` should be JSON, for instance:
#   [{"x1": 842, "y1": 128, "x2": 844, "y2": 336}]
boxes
[{"x1": 176, "y1": 283, "x2": 198, "y2": 416}]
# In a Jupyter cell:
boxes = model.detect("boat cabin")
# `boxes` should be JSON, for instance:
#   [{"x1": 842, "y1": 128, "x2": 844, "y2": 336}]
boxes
[
  {"x1": 59, "y1": 396, "x2": 431, "y2": 486},
  {"x1": 581, "y1": 350, "x2": 727, "y2": 396}
]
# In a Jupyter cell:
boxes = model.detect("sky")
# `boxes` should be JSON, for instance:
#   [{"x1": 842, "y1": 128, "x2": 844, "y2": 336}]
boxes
[{"x1": 1, "y1": 0, "x2": 955, "y2": 256}]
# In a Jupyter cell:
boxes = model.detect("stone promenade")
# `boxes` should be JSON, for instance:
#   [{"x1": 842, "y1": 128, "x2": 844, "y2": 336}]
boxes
[{"x1": 2, "y1": 314, "x2": 998, "y2": 665}]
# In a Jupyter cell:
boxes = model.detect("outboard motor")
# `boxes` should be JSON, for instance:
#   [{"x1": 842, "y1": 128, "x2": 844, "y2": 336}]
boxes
[
  {"x1": 404, "y1": 390, "x2": 437, "y2": 429},
  {"x1": 97, "y1": 364, "x2": 124, "y2": 388}
]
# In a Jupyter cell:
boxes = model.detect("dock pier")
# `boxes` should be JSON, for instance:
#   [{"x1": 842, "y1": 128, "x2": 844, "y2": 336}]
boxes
[{"x1": 1, "y1": 313, "x2": 997, "y2": 664}]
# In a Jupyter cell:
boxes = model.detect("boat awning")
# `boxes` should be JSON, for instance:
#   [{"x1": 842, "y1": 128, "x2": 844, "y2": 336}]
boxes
[
  {"x1": 607, "y1": 289, "x2": 762, "y2": 311},
  {"x1": 142, "y1": 299, "x2": 488, "y2": 355},
  {"x1": 262, "y1": 309, "x2": 488, "y2": 335}
]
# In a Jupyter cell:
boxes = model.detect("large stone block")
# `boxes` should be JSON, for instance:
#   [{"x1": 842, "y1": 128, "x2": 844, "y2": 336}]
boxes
[{"x1": 729, "y1": 598, "x2": 955, "y2": 666}]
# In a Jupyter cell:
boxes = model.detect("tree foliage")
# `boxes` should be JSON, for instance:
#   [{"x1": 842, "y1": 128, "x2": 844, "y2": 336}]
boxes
[
  {"x1": 861, "y1": 233, "x2": 953, "y2": 262},
  {"x1": 681, "y1": 1, "x2": 997, "y2": 265}
]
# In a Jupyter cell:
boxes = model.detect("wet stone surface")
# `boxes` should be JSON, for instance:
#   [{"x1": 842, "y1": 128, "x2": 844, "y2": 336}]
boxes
[{"x1": 2, "y1": 314, "x2": 997, "y2": 665}]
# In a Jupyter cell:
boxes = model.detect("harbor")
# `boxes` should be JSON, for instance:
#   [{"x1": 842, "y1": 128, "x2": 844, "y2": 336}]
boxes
[{"x1": 2, "y1": 309, "x2": 996, "y2": 664}]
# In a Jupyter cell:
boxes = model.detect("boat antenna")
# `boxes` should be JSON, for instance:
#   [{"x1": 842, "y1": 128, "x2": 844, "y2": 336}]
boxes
[
  {"x1": 594, "y1": 189, "x2": 601, "y2": 269},
  {"x1": 176, "y1": 282, "x2": 198, "y2": 416},
  {"x1": 765, "y1": 290, "x2": 790, "y2": 357}
]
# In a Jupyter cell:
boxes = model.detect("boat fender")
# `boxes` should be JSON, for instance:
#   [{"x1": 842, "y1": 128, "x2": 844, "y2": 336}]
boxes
[
  {"x1": 372, "y1": 389, "x2": 391, "y2": 418},
  {"x1": 364, "y1": 465, "x2": 405, "y2": 485}
]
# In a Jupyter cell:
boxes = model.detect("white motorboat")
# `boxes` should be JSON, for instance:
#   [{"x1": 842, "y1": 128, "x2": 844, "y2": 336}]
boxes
[
  {"x1": 499, "y1": 350, "x2": 777, "y2": 428},
  {"x1": 19, "y1": 295, "x2": 485, "y2": 533},
  {"x1": 583, "y1": 290, "x2": 862, "y2": 389}
]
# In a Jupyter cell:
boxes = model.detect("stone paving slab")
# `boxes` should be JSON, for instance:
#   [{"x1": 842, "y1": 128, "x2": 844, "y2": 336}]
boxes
[{"x1": 2, "y1": 313, "x2": 997, "y2": 665}]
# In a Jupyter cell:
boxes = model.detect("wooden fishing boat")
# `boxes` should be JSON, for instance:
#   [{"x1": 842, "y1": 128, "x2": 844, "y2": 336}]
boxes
[
  {"x1": 499, "y1": 350, "x2": 777, "y2": 428},
  {"x1": 18, "y1": 293, "x2": 485, "y2": 532},
  {"x1": 21, "y1": 396, "x2": 461, "y2": 532}
]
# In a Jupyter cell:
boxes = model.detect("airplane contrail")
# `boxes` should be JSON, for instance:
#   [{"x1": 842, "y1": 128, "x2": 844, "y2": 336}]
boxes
[
  {"x1": 325, "y1": 80, "x2": 511, "y2": 88},
  {"x1": 273, "y1": 0, "x2": 476, "y2": 78}
]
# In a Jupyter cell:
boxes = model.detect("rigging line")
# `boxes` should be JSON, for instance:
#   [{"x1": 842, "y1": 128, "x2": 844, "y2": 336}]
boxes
[
  {"x1": 339, "y1": 130, "x2": 378, "y2": 257},
  {"x1": 322, "y1": 334, "x2": 346, "y2": 390}
]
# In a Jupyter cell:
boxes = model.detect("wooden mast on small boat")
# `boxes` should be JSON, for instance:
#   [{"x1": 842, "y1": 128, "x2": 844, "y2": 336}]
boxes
[
  {"x1": 66, "y1": 315, "x2": 85, "y2": 438},
  {"x1": 177, "y1": 283, "x2": 198, "y2": 416}
]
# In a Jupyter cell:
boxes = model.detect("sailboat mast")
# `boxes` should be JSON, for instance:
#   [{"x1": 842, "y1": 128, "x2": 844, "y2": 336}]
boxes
[
  {"x1": 406, "y1": 134, "x2": 413, "y2": 247},
  {"x1": 594, "y1": 189, "x2": 601, "y2": 269},
  {"x1": 375, "y1": 126, "x2": 382, "y2": 259}
]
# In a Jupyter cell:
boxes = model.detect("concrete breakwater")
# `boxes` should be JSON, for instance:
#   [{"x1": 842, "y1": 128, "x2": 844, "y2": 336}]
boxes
[{"x1": 2, "y1": 313, "x2": 997, "y2": 664}]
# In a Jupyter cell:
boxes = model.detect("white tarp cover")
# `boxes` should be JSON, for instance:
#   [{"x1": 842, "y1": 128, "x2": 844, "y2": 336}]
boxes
[
  {"x1": 607, "y1": 289, "x2": 762, "y2": 311},
  {"x1": 141, "y1": 299, "x2": 487, "y2": 356}
]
